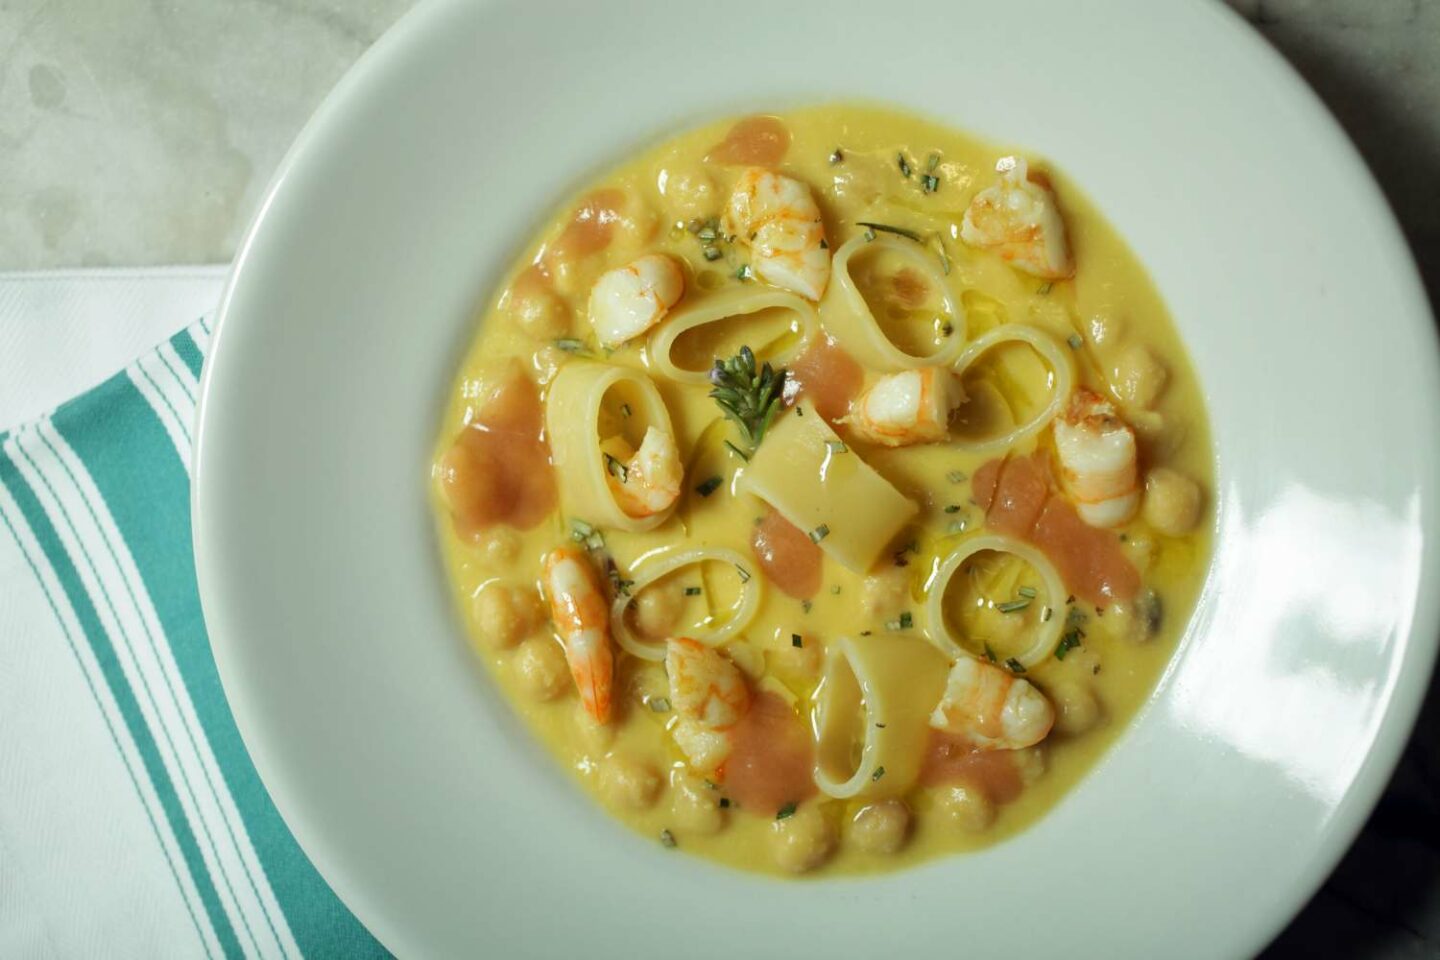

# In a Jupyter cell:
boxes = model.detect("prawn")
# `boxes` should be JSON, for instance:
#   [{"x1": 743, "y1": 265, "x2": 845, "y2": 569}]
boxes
[
  {"x1": 665, "y1": 638, "x2": 751, "y2": 774},
  {"x1": 960, "y1": 156, "x2": 1073, "y2": 280},
  {"x1": 541, "y1": 546, "x2": 615, "y2": 724},
  {"x1": 722, "y1": 168, "x2": 831, "y2": 301},
  {"x1": 930, "y1": 656, "x2": 1054, "y2": 751},
  {"x1": 588, "y1": 253, "x2": 685, "y2": 348},
  {"x1": 604, "y1": 425, "x2": 683, "y2": 518},
  {"x1": 1052, "y1": 387, "x2": 1139, "y2": 528},
  {"x1": 845, "y1": 367, "x2": 965, "y2": 447}
]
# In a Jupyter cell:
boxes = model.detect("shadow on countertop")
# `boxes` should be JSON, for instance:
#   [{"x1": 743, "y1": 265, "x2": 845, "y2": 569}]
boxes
[{"x1": 1227, "y1": 4, "x2": 1440, "y2": 958}]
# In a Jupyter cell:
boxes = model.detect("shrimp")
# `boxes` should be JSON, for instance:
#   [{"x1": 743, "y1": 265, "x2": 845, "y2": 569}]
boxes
[
  {"x1": 605, "y1": 425, "x2": 683, "y2": 518},
  {"x1": 1052, "y1": 387, "x2": 1139, "y2": 528},
  {"x1": 845, "y1": 367, "x2": 966, "y2": 447},
  {"x1": 541, "y1": 546, "x2": 614, "y2": 724},
  {"x1": 722, "y1": 168, "x2": 831, "y2": 301},
  {"x1": 930, "y1": 656, "x2": 1054, "y2": 751},
  {"x1": 665, "y1": 638, "x2": 751, "y2": 773},
  {"x1": 960, "y1": 156, "x2": 1073, "y2": 280},
  {"x1": 588, "y1": 253, "x2": 685, "y2": 348}
]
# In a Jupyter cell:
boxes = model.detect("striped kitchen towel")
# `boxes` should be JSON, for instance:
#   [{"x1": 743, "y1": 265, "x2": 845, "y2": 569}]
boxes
[{"x1": 0, "y1": 317, "x2": 387, "y2": 959}]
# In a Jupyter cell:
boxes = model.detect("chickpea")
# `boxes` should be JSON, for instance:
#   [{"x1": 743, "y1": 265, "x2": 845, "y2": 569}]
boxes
[
  {"x1": 1012, "y1": 746, "x2": 1046, "y2": 786},
  {"x1": 508, "y1": 285, "x2": 571, "y2": 341},
  {"x1": 657, "y1": 167, "x2": 718, "y2": 223},
  {"x1": 513, "y1": 636, "x2": 569, "y2": 701},
  {"x1": 472, "y1": 582, "x2": 543, "y2": 650},
  {"x1": 573, "y1": 700, "x2": 615, "y2": 753},
  {"x1": 600, "y1": 755, "x2": 662, "y2": 811},
  {"x1": 850, "y1": 800, "x2": 911, "y2": 855},
  {"x1": 670, "y1": 775, "x2": 725, "y2": 836},
  {"x1": 1049, "y1": 681, "x2": 1102, "y2": 736},
  {"x1": 861, "y1": 567, "x2": 909, "y2": 618},
  {"x1": 1098, "y1": 593, "x2": 1160, "y2": 645},
  {"x1": 1112, "y1": 342, "x2": 1168, "y2": 409},
  {"x1": 479, "y1": 528, "x2": 520, "y2": 564},
  {"x1": 936, "y1": 783, "x2": 995, "y2": 833},
  {"x1": 634, "y1": 582, "x2": 683, "y2": 639},
  {"x1": 1143, "y1": 467, "x2": 1202, "y2": 537},
  {"x1": 769, "y1": 804, "x2": 835, "y2": 873}
]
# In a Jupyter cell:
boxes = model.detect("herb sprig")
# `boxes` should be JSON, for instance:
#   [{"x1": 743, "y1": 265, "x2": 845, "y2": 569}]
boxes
[{"x1": 709, "y1": 347, "x2": 787, "y2": 456}]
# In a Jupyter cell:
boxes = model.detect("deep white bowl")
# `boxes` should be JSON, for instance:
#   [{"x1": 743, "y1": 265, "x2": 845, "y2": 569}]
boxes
[{"x1": 194, "y1": 1, "x2": 1440, "y2": 956}]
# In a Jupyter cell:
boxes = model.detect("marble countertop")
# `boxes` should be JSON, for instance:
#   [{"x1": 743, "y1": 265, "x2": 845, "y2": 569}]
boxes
[{"x1": 1, "y1": 1, "x2": 1437, "y2": 957}]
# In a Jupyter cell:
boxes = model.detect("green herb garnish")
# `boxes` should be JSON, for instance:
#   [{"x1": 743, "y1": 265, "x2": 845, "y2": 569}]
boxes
[
  {"x1": 684, "y1": 586, "x2": 702, "y2": 596},
  {"x1": 555, "y1": 338, "x2": 585, "y2": 352},
  {"x1": 1018, "y1": 586, "x2": 1038, "y2": 599},
  {"x1": 983, "y1": 642, "x2": 998, "y2": 662},
  {"x1": 897, "y1": 153, "x2": 913, "y2": 178},
  {"x1": 702, "y1": 245, "x2": 722, "y2": 261},
  {"x1": 570, "y1": 519, "x2": 595, "y2": 541},
  {"x1": 709, "y1": 346, "x2": 787, "y2": 456},
  {"x1": 792, "y1": 634, "x2": 803, "y2": 648},
  {"x1": 1005, "y1": 657, "x2": 1026, "y2": 674},
  {"x1": 620, "y1": 403, "x2": 632, "y2": 418},
  {"x1": 1055, "y1": 631, "x2": 1083, "y2": 660},
  {"x1": 872, "y1": 766, "x2": 887, "y2": 782},
  {"x1": 997, "y1": 598, "x2": 1032, "y2": 614},
  {"x1": 660, "y1": 829, "x2": 677, "y2": 848},
  {"x1": 695, "y1": 475, "x2": 723, "y2": 497},
  {"x1": 735, "y1": 564, "x2": 752, "y2": 583},
  {"x1": 829, "y1": 148, "x2": 845, "y2": 164},
  {"x1": 723, "y1": 440, "x2": 751, "y2": 461},
  {"x1": 825, "y1": 439, "x2": 848, "y2": 454},
  {"x1": 1067, "y1": 333, "x2": 1083, "y2": 349},
  {"x1": 776, "y1": 802, "x2": 798, "y2": 820},
  {"x1": 921, "y1": 173, "x2": 940, "y2": 193},
  {"x1": 1037, "y1": 281, "x2": 1054, "y2": 296},
  {"x1": 944, "y1": 504, "x2": 962, "y2": 514},
  {"x1": 649, "y1": 697, "x2": 672, "y2": 712},
  {"x1": 809, "y1": 524, "x2": 830, "y2": 544},
  {"x1": 946, "y1": 470, "x2": 967, "y2": 484},
  {"x1": 856, "y1": 221, "x2": 922, "y2": 242},
  {"x1": 604, "y1": 452, "x2": 628, "y2": 483},
  {"x1": 735, "y1": 264, "x2": 753, "y2": 281}
]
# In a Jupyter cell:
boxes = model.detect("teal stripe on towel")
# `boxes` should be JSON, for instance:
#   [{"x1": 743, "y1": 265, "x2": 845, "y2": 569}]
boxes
[
  {"x1": 53, "y1": 370, "x2": 387, "y2": 959},
  {"x1": 0, "y1": 440, "x2": 241, "y2": 960},
  {"x1": 172, "y1": 329, "x2": 206, "y2": 379}
]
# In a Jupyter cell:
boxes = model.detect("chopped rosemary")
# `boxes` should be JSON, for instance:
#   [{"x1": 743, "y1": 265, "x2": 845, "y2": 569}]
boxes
[
  {"x1": 723, "y1": 440, "x2": 751, "y2": 461},
  {"x1": 702, "y1": 245, "x2": 722, "y2": 261},
  {"x1": 831, "y1": 585, "x2": 841, "y2": 595},
  {"x1": 603, "y1": 452, "x2": 628, "y2": 483},
  {"x1": 1018, "y1": 586, "x2": 1038, "y2": 599},
  {"x1": 946, "y1": 470, "x2": 967, "y2": 484},
  {"x1": 620, "y1": 403, "x2": 632, "y2": 417},
  {"x1": 856, "y1": 221, "x2": 922, "y2": 242},
  {"x1": 719, "y1": 797, "x2": 731, "y2": 808},
  {"x1": 695, "y1": 475, "x2": 723, "y2": 497},
  {"x1": 660, "y1": 829, "x2": 677, "y2": 848},
  {"x1": 825, "y1": 439, "x2": 848, "y2": 454},
  {"x1": 1055, "y1": 631, "x2": 1083, "y2": 660},
  {"x1": 927, "y1": 152, "x2": 940, "y2": 172},
  {"x1": 897, "y1": 153, "x2": 913, "y2": 177},
  {"x1": 735, "y1": 264, "x2": 753, "y2": 281},
  {"x1": 940, "y1": 321, "x2": 955, "y2": 337},
  {"x1": 792, "y1": 634, "x2": 803, "y2": 648},
  {"x1": 684, "y1": 586, "x2": 702, "y2": 596},
  {"x1": 983, "y1": 642, "x2": 998, "y2": 662},
  {"x1": 860, "y1": 630, "x2": 873, "y2": 636},
  {"x1": 801, "y1": 599, "x2": 813, "y2": 613},
  {"x1": 1036, "y1": 281, "x2": 1054, "y2": 296},
  {"x1": 649, "y1": 697, "x2": 672, "y2": 712},
  {"x1": 885, "y1": 611, "x2": 914, "y2": 630},
  {"x1": 570, "y1": 519, "x2": 595, "y2": 540},
  {"x1": 944, "y1": 504, "x2": 962, "y2": 514},
  {"x1": 776, "y1": 801, "x2": 798, "y2": 820},
  {"x1": 1041, "y1": 606, "x2": 1053, "y2": 622},
  {"x1": 921, "y1": 173, "x2": 940, "y2": 193},
  {"x1": 709, "y1": 346, "x2": 786, "y2": 455},
  {"x1": 997, "y1": 598, "x2": 1032, "y2": 614},
  {"x1": 829, "y1": 148, "x2": 844, "y2": 164},
  {"x1": 697, "y1": 223, "x2": 718, "y2": 241},
  {"x1": 809, "y1": 524, "x2": 830, "y2": 543},
  {"x1": 584, "y1": 532, "x2": 604, "y2": 551},
  {"x1": 1005, "y1": 657, "x2": 1026, "y2": 674},
  {"x1": 872, "y1": 765, "x2": 887, "y2": 782},
  {"x1": 875, "y1": 722, "x2": 887, "y2": 729},
  {"x1": 863, "y1": 226, "x2": 876, "y2": 242},
  {"x1": 1067, "y1": 333, "x2": 1084, "y2": 349},
  {"x1": 735, "y1": 564, "x2": 752, "y2": 583},
  {"x1": 555, "y1": 338, "x2": 585, "y2": 352}
]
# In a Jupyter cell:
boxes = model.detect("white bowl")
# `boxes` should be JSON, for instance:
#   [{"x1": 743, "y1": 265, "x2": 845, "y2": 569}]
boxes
[{"x1": 194, "y1": 0, "x2": 1440, "y2": 956}]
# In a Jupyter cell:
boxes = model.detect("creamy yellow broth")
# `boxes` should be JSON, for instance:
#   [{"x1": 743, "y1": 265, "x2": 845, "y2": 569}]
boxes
[{"x1": 431, "y1": 105, "x2": 1213, "y2": 876}]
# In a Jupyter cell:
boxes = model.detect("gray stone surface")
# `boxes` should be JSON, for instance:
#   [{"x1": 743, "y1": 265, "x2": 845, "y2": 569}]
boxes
[{"x1": 0, "y1": 1, "x2": 1435, "y2": 956}]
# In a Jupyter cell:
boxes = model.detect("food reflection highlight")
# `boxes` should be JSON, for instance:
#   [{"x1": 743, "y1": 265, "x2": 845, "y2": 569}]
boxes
[{"x1": 433, "y1": 106, "x2": 1213, "y2": 875}]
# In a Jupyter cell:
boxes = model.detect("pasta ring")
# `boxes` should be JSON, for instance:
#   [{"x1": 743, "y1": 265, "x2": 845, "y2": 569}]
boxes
[
  {"x1": 648, "y1": 285, "x2": 818, "y2": 384},
  {"x1": 812, "y1": 633, "x2": 950, "y2": 799},
  {"x1": 948, "y1": 323, "x2": 1074, "y2": 455},
  {"x1": 818, "y1": 233, "x2": 966, "y2": 371},
  {"x1": 610, "y1": 546, "x2": 763, "y2": 661},
  {"x1": 545, "y1": 361, "x2": 677, "y2": 532},
  {"x1": 924, "y1": 533, "x2": 1067, "y2": 669}
]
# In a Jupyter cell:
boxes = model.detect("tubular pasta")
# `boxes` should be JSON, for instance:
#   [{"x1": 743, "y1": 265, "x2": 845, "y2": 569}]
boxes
[
  {"x1": 610, "y1": 546, "x2": 762, "y2": 661},
  {"x1": 738, "y1": 409, "x2": 917, "y2": 573},
  {"x1": 924, "y1": 533, "x2": 1066, "y2": 669},
  {"x1": 818, "y1": 233, "x2": 966, "y2": 371},
  {"x1": 949, "y1": 324, "x2": 1074, "y2": 455},
  {"x1": 545, "y1": 361, "x2": 677, "y2": 532},
  {"x1": 648, "y1": 285, "x2": 818, "y2": 384},
  {"x1": 812, "y1": 633, "x2": 950, "y2": 799}
]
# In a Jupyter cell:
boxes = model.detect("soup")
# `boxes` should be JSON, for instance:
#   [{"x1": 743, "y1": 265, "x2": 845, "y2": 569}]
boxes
[{"x1": 431, "y1": 105, "x2": 1212, "y2": 875}]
